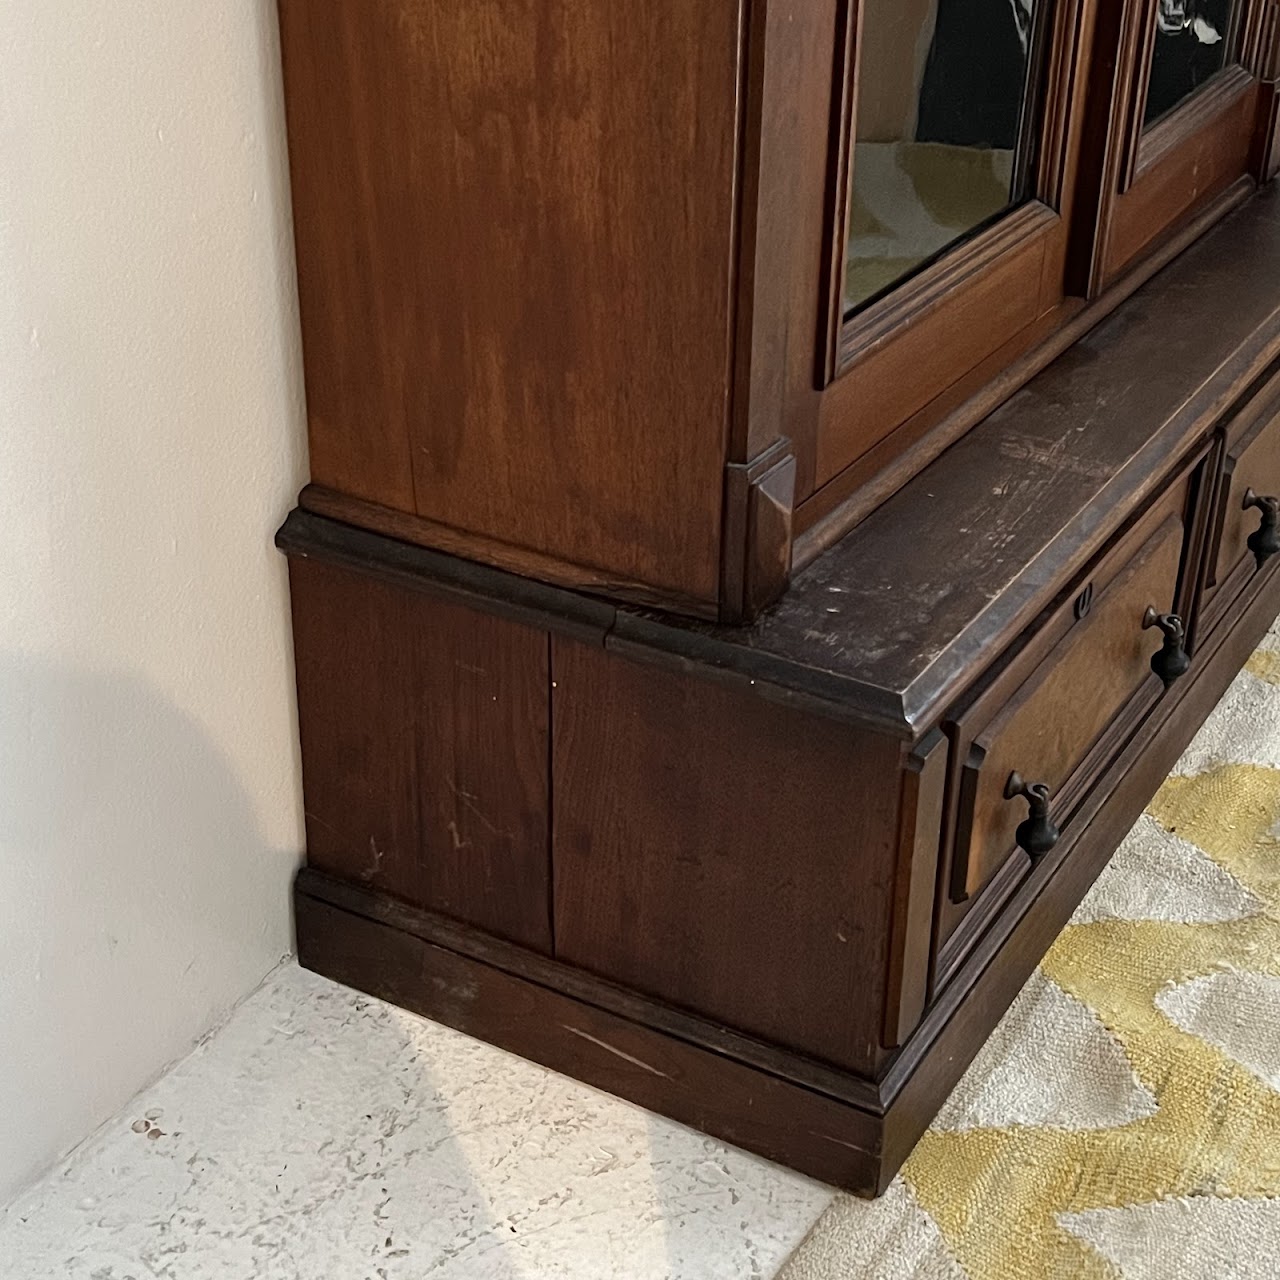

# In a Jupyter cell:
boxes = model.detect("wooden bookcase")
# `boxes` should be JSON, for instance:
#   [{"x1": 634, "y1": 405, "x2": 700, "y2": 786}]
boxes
[{"x1": 275, "y1": 3, "x2": 1280, "y2": 1193}]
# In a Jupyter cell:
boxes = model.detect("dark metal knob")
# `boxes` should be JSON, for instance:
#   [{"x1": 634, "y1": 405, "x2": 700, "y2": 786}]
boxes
[
  {"x1": 1243, "y1": 489, "x2": 1280, "y2": 570},
  {"x1": 1142, "y1": 606, "x2": 1191, "y2": 688},
  {"x1": 1004, "y1": 772, "x2": 1060, "y2": 863}
]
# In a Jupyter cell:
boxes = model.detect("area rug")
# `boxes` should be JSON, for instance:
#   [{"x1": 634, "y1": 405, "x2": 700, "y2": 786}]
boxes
[{"x1": 779, "y1": 619, "x2": 1280, "y2": 1280}]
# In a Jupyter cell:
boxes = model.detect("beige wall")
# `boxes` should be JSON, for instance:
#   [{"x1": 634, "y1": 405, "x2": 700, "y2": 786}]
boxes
[{"x1": 0, "y1": 1, "x2": 307, "y2": 1204}]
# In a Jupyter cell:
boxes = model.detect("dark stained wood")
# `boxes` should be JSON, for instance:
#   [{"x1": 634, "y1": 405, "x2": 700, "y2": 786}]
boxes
[
  {"x1": 809, "y1": 0, "x2": 1098, "y2": 496},
  {"x1": 953, "y1": 508, "x2": 1185, "y2": 902},
  {"x1": 282, "y1": 181, "x2": 1280, "y2": 742},
  {"x1": 625, "y1": 187, "x2": 1280, "y2": 737},
  {"x1": 298, "y1": 484, "x2": 719, "y2": 621},
  {"x1": 551, "y1": 636, "x2": 902, "y2": 1075},
  {"x1": 277, "y1": 0, "x2": 744, "y2": 610},
  {"x1": 276, "y1": 507, "x2": 617, "y2": 650},
  {"x1": 931, "y1": 458, "x2": 1205, "y2": 986},
  {"x1": 775, "y1": 0, "x2": 843, "y2": 505},
  {"x1": 1105, "y1": 82, "x2": 1259, "y2": 280},
  {"x1": 883, "y1": 730, "x2": 948, "y2": 1049},
  {"x1": 727, "y1": 0, "x2": 818, "y2": 470},
  {"x1": 880, "y1": 561, "x2": 1280, "y2": 1186},
  {"x1": 719, "y1": 439, "x2": 798, "y2": 626},
  {"x1": 276, "y1": 2, "x2": 1280, "y2": 1203},
  {"x1": 802, "y1": 303, "x2": 1072, "y2": 545},
  {"x1": 296, "y1": 889, "x2": 888, "y2": 1195},
  {"x1": 1248, "y1": 6, "x2": 1280, "y2": 178},
  {"x1": 1253, "y1": 82, "x2": 1280, "y2": 181},
  {"x1": 743, "y1": 448, "x2": 798, "y2": 622},
  {"x1": 287, "y1": 489, "x2": 1280, "y2": 1198},
  {"x1": 298, "y1": 866, "x2": 883, "y2": 1113},
  {"x1": 817, "y1": 212, "x2": 1053, "y2": 487},
  {"x1": 276, "y1": 0, "x2": 1280, "y2": 624},
  {"x1": 816, "y1": 0, "x2": 861, "y2": 387},
  {"x1": 288, "y1": 556, "x2": 553, "y2": 952},
  {"x1": 1216, "y1": 395, "x2": 1280, "y2": 588},
  {"x1": 1113, "y1": 0, "x2": 1160, "y2": 191},
  {"x1": 282, "y1": 167, "x2": 1280, "y2": 743},
  {"x1": 1199, "y1": 370, "x2": 1280, "y2": 634},
  {"x1": 1084, "y1": 0, "x2": 1271, "y2": 292},
  {"x1": 797, "y1": 175, "x2": 1253, "y2": 554},
  {"x1": 1134, "y1": 66, "x2": 1256, "y2": 186}
]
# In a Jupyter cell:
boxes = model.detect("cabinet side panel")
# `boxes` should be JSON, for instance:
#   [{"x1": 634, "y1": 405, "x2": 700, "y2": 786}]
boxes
[
  {"x1": 288, "y1": 557, "x2": 552, "y2": 953},
  {"x1": 551, "y1": 638, "x2": 902, "y2": 1074},
  {"x1": 277, "y1": 0, "x2": 741, "y2": 606}
]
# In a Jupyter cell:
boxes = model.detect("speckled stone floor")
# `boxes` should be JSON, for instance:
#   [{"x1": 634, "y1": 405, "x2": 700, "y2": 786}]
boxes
[{"x1": 0, "y1": 964, "x2": 835, "y2": 1279}]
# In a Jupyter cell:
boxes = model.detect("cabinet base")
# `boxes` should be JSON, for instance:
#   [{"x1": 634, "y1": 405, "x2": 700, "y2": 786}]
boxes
[{"x1": 293, "y1": 561, "x2": 1278, "y2": 1197}]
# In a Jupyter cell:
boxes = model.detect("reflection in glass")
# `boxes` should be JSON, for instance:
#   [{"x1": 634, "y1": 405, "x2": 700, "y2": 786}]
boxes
[
  {"x1": 845, "y1": 0, "x2": 1048, "y2": 317},
  {"x1": 1144, "y1": 0, "x2": 1241, "y2": 127}
]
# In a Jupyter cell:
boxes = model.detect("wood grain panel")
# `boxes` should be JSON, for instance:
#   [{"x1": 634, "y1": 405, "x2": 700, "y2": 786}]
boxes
[
  {"x1": 817, "y1": 222, "x2": 1051, "y2": 486},
  {"x1": 1104, "y1": 77, "x2": 1260, "y2": 282},
  {"x1": 277, "y1": 0, "x2": 743, "y2": 606},
  {"x1": 955, "y1": 512, "x2": 1185, "y2": 900},
  {"x1": 551, "y1": 637, "x2": 902, "y2": 1074},
  {"x1": 288, "y1": 556, "x2": 552, "y2": 952}
]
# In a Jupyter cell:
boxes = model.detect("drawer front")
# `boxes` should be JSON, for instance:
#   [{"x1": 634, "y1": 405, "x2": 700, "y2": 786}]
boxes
[
  {"x1": 957, "y1": 515, "x2": 1183, "y2": 899},
  {"x1": 1205, "y1": 387, "x2": 1280, "y2": 627},
  {"x1": 934, "y1": 465, "x2": 1201, "y2": 988}
]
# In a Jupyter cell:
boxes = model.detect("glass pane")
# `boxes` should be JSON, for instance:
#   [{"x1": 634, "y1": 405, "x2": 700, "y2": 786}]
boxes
[
  {"x1": 845, "y1": 0, "x2": 1049, "y2": 317},
  {"x1": 1144, "y1": 0, "x2": 1242, "y2": 128}
]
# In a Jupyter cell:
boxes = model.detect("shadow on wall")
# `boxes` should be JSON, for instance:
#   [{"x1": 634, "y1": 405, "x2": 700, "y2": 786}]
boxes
[{"x1": 0, "y1": 654, "x2": 301, "y2": 1201}]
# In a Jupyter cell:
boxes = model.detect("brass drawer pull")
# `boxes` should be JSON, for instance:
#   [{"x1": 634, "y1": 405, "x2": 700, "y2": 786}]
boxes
[
  {"x1": 1243, "y1": 489, "x2": 1280, "y2": 570},
  {"x1": 1143, "y1": 607, "x2": 1190, "y2": 688},
  {"x1": 1004, "y1": 772, "x2": 1060, "y2": 864}
]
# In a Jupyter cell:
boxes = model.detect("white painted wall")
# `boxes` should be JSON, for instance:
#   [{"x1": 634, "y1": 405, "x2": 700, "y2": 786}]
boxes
[{"x1": 0, "y1": 2, "x2": 307, "y2": 1204}]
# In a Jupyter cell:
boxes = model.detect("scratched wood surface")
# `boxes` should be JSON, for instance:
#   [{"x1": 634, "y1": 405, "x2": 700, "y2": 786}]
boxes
[
  {"x1": 288, "y1": 556, "x2": 553, "y2": 953},
  {"x1": 617, "y1": 188, "x2": 1280, "y2": 733},
  {"x1": 551, "y1": 636, "x2": 902, "y2": 1074}
]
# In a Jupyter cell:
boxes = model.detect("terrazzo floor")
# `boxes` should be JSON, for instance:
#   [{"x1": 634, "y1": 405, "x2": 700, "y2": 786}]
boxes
[{"x1": 0, "y1": 963, "x2": 836, "y2": 1279}]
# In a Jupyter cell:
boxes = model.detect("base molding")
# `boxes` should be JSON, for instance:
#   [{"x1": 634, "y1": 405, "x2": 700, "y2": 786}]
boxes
[
  {"x1": 297, "y1": 866, "x2": 881, "y2": 1115},
  {"x1": 295, "y1": 888, "x2": 888, "y2": 1192}
]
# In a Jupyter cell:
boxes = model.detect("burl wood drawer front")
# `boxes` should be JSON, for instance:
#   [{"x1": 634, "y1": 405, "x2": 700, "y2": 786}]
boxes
[
  {"x1": 935, "y1": 469, "x2": 1199, "y2": 988},
  {"x1": 1203, "y1": 375, "x2": 1280, "y2": 633}
]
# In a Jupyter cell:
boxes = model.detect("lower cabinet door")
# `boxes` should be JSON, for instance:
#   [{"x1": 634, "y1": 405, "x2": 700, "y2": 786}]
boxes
[{"x1": 933, "y1": 461, "x2": 1202, "y2": 992}]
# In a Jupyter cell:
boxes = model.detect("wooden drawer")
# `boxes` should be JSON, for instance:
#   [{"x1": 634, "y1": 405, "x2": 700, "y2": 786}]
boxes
[
  {"x1": 1202, "y1": 372, "x2": 1280, "y2": 636},
  {"x1": 933, "y1": 463, "x2": 1202, "y2": 990}
]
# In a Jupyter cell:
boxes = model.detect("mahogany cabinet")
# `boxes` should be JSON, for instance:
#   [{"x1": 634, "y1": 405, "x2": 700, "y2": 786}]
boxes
[
  {"x1": 276, "y1": 2, "x2": 1280, "y2": 1194},
  {"x1": 278, "y1": 0, "x2": 1280, "y2": 624}
]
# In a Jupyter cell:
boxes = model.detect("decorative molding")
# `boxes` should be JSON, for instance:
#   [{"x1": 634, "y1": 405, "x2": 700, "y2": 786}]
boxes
[{"x1": 720, "y1": 437, "x2": 797, "y2": 622}]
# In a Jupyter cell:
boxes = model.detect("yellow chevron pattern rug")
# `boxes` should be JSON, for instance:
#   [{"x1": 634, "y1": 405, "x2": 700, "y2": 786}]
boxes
[{"x1": 780, "y1": 620, "x2": 1280, "y2": 1280}]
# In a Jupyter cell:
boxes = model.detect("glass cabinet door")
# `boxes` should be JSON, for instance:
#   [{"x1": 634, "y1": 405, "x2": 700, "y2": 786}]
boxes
[
  {"x1": 846, "y1": 0, "x2": 1054, "y2": 315},
  {"x1": 1089, "y1": 0, "x2": 1268, "y2": 290},
  {"x1": 809, "y1": 0, "x2": 1277, "y2": 535},
  {"x1": 1144, "y1": 0, "x2": 1246, "y2": 126},
  {"x1": 818, "y1": 0, "x2": 1083, "y2": 494}
]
